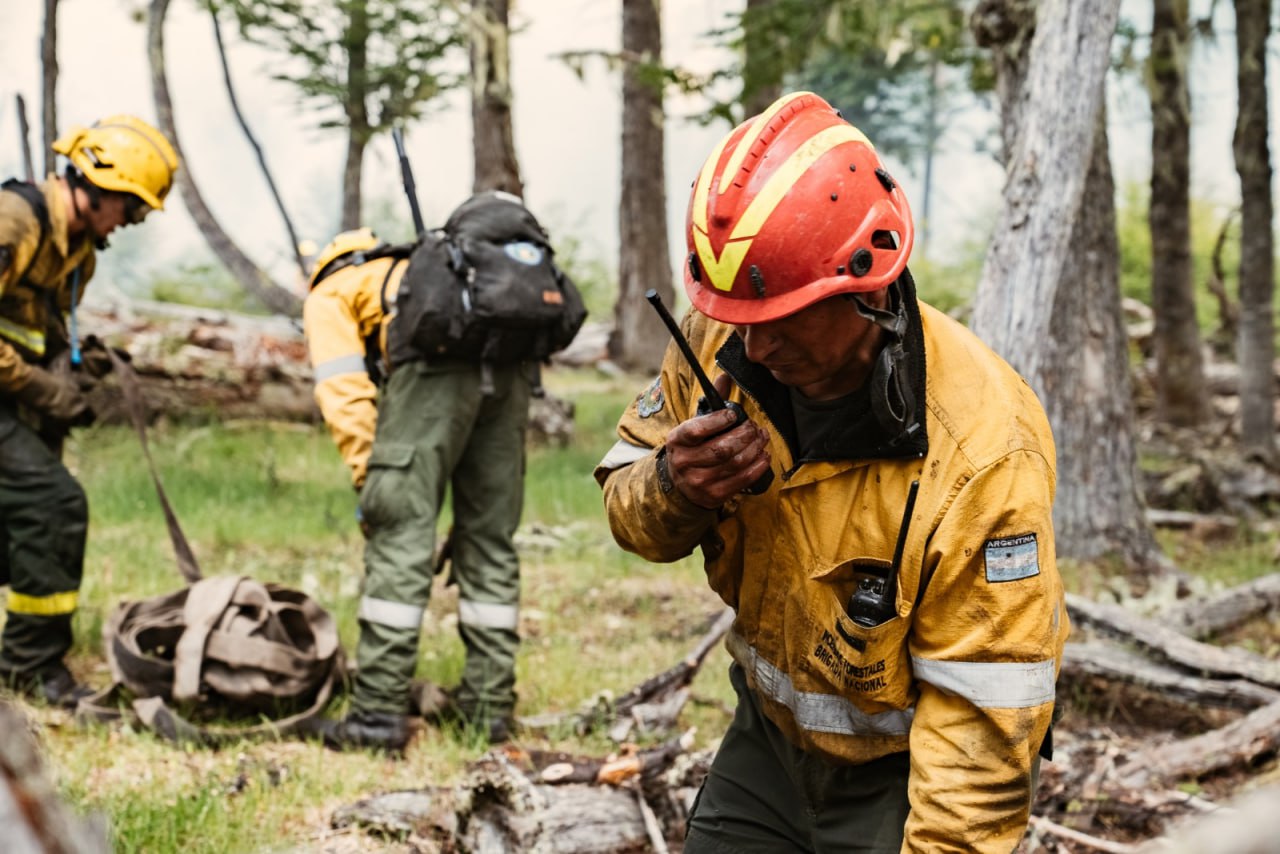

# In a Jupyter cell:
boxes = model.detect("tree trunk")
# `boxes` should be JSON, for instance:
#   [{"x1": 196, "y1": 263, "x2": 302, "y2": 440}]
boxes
[
  {"x1": 741, "y1": 0, "x2": 783, "y2": 117},
  {"x1": 610, "y1": 0, "x2": 674, "y2": 373},
  {"x1": 40, "y1": 0, "x2": 58, "y2": 177},
  {"x1": 1149, "y1": 0, "x2": 1207, "y2": 428},
  {"x1": 969, "y1": 0, "x2": 1121, "y2": 381},
  {"x1": 341, "y1": 1, "x2": 370, "y2": 232},
  {"x1": 210, "y1": 10, "x2": 307, "y2": 281},
  {"x1": 147, "y1": 0, "x2": 302, "y2": 317},
  {"x1": 1233, "y1": 0, "x2": 1276, "y2": 462},
  {"x1": 969, "y1": 0, "x2": 1160, "y2": 574},
  {"x1": 1045, "y1": 105, "x2": 1165, "y2": 573},
  {"x1": 469, "y1": 0, "x2": 523, "y2": 197}
]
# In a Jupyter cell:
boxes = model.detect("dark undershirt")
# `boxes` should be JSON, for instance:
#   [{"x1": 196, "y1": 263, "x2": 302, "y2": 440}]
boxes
[{"x1": 789, "y1": 383, "x2": 877, "y2": 462}]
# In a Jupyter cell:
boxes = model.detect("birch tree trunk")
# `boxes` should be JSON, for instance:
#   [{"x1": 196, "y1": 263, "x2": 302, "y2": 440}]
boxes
[
  {"x1": 1233, "y1": 0, "x2": 1277, "y2": 463},
  {"x1": 469, "y1": 0, "x2": 524, "y2": 197},
  {"x1": 969, "y1": 0, "x2": 1121, "y2": 380},
  {"x1": 610, "y1": 0, "x2": 674, "y2": 373},
  {"x1": 1149, "y1": 0, "x2": 1207, "y2": 428},
  {"x1": 147, "y1": 0, "x2": 302, "y2": 317},
  {"x1": 971, "y1": 0, "x2": 1163, "y2": 574}
]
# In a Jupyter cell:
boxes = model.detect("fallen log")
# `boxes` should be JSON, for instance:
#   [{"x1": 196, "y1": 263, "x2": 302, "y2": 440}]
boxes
[
  {"x1": 1158, "y1": 572, "x2": 1280, "y2": 640},
  {"x1": 1065, "y1": 594, "x2": 1280, "y2": 688},
  {"x1": 78, "y1": 291, "x2": 582, "y2": 443},
  {"x1": 1133, "y1": 782, "x2": 1280, "y2": 853},
  {"x1": 1062, "y1": 642, "x2": 1280, "y2": 713},
  {"x1": 331, "y1": 744, "x2": 714, "y2": 852},
  {"x1": 1114, "y1": 699, "x2": 1280, "y2": 788}
]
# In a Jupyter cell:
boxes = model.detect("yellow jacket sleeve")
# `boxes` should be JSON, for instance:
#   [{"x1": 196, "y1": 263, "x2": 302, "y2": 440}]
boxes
[
  {"x1": 904, "y1": 448, "x2": 1067, "y2": 853},
  {"x1": 303, "y1": 270, "x2": 381, "y2": 489},
  {"x1": 596, "y1": 313, "x2": 719, "y2": 562}
]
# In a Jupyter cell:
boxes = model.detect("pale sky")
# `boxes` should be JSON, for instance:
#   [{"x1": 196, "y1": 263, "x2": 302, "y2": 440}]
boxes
[{"x1": 0, "y1": 0, "x2": 1254, "y2": 302}]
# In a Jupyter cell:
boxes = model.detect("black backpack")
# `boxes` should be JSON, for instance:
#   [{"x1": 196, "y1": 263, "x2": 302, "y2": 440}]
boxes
[{"x1": 387, "y1": 192, "x2": 587, "y2": 368}]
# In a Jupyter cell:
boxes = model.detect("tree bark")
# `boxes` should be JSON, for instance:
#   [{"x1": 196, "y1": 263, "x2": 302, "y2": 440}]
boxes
[
  {"x1": 40, "y1": 0, "x2": 58, "y2": 177},
  {"x1": 1232, "y1": 0, "x2": 1276, "y2": 462},
  {"x1": 1149, "y1": 0, "x2": 1208, "y2": 428},
  {"x1": 1044, "y1": 104, "x2": 1164, "y2": 572},
  {"x1": 610, "y1": 0, "x2": 674, "y2": 373},
  {"x1": 340, "y1": 1, "x2": 370, "y2": 232},
  {"x1": 147, "y1": 0, "x2": 302, "y2": 317},
  {"x1": 469, "y1": 0, "x2": 524, "y2": 197},
  {"x1": 969, "y1": 0, "x2": 1121, "y2": 382},
  {"x1": 970, "y1": 0, "x2": 1159, "y2": 573}
]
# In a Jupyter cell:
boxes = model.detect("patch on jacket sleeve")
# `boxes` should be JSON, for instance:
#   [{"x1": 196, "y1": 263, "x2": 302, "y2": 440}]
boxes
[
  {"x1": 636, "y1": 375, "x2": 665, "y2": 418},
  {"x1": 983, "y1": 533, "x2": 1040, "y2": 582}
]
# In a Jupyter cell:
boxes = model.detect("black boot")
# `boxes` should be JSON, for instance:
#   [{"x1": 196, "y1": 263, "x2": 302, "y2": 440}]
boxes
[
  {"x1": 315, "y1": 710, "x2": 411, "y2": 755},
  {"x1": 424, "y1": 692, "x2": 514, "y2": 744},
  {"x1": 1, "y1": 663, "x2": 93, "y2": 710}
]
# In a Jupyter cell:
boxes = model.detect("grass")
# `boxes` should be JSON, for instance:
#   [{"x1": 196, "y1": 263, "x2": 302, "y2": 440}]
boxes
[
  {"x1": 9, "y1": 365, "x2": 1278, "y2": 851},
  {"x1": 13, "y1": 365, "x2": 734, "y2": 853}
]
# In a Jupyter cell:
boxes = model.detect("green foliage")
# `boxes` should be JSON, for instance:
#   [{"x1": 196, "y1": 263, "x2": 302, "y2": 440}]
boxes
[
  {"x1": 145, "y1": 261, "x2": 265, "y2": 314},
  {"x1": 213, "y1": 0, "x2": 465, "y2": 141},
  {"x1": 1114, "y1": 182, "x2": 1243, "y2": 340}
]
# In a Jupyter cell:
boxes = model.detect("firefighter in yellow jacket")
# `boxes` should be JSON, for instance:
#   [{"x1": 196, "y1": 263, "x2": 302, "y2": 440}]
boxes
[
  {"x1": 0, "y1": 115, "x2": 178, "y2": 706},
  {"x1": 596, "y1": 92, "x2": 1068, "y2": 853},
  {"x1": 302, "y1": 228, "x2": 405, "y2": 491}
]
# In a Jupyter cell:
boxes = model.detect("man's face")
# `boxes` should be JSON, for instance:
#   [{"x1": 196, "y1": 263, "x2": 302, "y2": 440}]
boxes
[
  {"x1": 83, "y1": 191, "x2": 149, "y2": 240},
  {"x1": 733, "y1": 291, "x2": 887, "y2": 401}
]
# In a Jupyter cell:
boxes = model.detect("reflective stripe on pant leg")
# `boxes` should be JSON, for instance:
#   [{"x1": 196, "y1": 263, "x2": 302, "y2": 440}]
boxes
[
  {"x1": 449, "y1": 362, "x2": 529, "y2": 715},
  {"x1": 0, "y1": 415, "x2": 86, "y2": 673}
]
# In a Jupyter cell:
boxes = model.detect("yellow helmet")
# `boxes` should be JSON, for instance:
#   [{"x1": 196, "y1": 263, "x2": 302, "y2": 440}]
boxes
[
  {"x1": 52, "y1": 115, "x2": 179, "y2": 210},
  {"x1": 308, "y1": 228, "x2": 381, "y2": 289}
]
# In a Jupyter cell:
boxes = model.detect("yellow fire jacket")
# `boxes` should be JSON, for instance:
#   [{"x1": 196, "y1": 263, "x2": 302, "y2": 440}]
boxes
[
  {"x1": 596, "y1": 292, "x2": 1068, "y2": 853},
  {"x1": 303, "y1": 255, "x2": 407, "y2": 488},
  {"x1": 0, "y1": 176, "x2": 96, "y2": 393}
]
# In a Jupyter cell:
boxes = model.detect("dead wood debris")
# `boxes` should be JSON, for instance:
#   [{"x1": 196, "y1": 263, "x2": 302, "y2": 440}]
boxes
[
  {"x1": 0, "y1": 700, "x2": 110, "y2": 854},
  {"x1": 1034, "y1": 576, "x2": 1280, "y2": 851}
]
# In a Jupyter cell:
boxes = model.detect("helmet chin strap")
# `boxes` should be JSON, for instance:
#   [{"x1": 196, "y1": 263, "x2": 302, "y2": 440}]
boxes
[
  {"x1": 848, "y1": 281, "x2": 915, "y2": 440},
  {"x1": 64, "y1": 167, "x2": 110, "y2": 249}
]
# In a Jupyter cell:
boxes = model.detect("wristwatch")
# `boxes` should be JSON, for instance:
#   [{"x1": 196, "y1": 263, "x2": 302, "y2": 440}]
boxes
[{"x1": 655, "y1": 447, "x2": 675, "y2": 495}]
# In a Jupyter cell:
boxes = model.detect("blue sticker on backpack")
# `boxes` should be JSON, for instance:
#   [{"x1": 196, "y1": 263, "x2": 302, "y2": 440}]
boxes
[
  {"x1": 983, "y1": 533, "x2": 1040, "y2": 582},
  {"x1": 504, "y1": 241, "x2": 544, "y2": 266}
]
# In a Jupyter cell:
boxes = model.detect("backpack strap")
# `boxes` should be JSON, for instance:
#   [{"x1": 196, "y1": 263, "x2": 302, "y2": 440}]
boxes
[{"x1": 0, "y1": 178, "x2": 51, "y2": 288}]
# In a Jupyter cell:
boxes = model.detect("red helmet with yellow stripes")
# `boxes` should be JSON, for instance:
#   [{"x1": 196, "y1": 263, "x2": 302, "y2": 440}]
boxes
[{"x1": 684, "y1": 91, "x2": 914, "y2": 325}]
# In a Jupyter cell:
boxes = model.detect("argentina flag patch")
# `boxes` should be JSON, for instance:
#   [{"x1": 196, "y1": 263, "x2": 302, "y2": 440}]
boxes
[{"x1": 983, "y1": 533, "x2": 1040, "y2": 582}]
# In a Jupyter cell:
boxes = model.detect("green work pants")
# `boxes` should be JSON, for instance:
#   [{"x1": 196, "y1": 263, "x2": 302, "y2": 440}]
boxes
[
  {"x1": 352, "y1": 359, "x2": 530, "y2": 719},
  {"x1": 685, "y1": 663, "x2": 912, "y2": 854},
  {"x1": 0, "y1": 405, "x2": 87, "y2": 676}
]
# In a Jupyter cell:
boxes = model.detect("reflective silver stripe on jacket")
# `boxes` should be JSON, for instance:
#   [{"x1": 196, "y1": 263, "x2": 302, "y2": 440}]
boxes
[
  {"x1": 313, "y1": 353, "x2": 367, "y2": 382},
  {"x1": 358, "y1": 596, "x2": 423, "y2": 630},
  {"x1": 911, "y1": 657, "x2": 1056, "y2": 708},
  {"x1": 0, "y1": 317, "x2": 45, "y2": 356},
  {"x1": 596, "y1": 438, "x2": 652, "y2": 471},
  {"x1": 727, "y1": 630, "x2": 915, "y2": 737},
  {"x1": 458, "y1": 599, "x2": 518, "y2": 631}
]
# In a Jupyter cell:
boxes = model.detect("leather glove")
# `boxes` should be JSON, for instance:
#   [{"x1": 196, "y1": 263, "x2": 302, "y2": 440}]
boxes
[
  {"x1": 14, "y1": 362, "x2": 96, "y2": 428},
  {"x1": 77, "y1": 335, "x2": 119, "y2": 380}
]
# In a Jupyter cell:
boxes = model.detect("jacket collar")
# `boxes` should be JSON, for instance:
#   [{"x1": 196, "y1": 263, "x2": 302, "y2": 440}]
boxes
[{"x1": 715, "y1": 268, "x2": 929, "y2": 466}]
